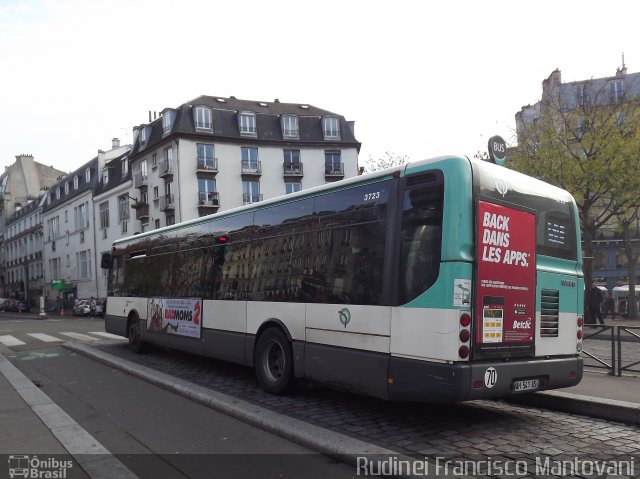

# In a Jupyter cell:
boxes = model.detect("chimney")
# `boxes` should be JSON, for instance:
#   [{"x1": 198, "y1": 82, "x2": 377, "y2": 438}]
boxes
[
  {"x1": 112, "y1": 138, "x2": 120, "y2": 149},
  {"x1": 149, "y1": 111, "x2": 152, "y2": 122}
]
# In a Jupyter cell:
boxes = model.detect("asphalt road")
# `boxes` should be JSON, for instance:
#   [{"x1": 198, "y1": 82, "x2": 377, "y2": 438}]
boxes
[{"x1": 9, "y1": 345, "x2": 366, "y2": 478}]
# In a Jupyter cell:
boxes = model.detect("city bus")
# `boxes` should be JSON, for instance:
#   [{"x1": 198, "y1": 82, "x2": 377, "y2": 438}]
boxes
[{"x1": 102, "y1": 155, "x2": 584, "y2": 402}]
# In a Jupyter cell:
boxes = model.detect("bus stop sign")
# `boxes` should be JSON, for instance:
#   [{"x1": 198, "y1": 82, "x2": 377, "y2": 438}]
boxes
[{"x1": 488, "y1": 135, "x2": 507, "y2": 166}]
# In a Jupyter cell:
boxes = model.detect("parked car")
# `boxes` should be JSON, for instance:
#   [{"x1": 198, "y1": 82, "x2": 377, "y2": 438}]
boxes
[
  {"x1": 0, "y1": 298, "x2": 10, "y2": 311},
  {"x1": 72, "y1": 299, "x2": 104, "y2": 317}
]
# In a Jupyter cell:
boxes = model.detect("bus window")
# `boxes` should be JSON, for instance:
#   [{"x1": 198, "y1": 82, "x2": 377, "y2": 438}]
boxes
[{"x1": 398, "y1": 181, "x2": 444, "y2": 304}]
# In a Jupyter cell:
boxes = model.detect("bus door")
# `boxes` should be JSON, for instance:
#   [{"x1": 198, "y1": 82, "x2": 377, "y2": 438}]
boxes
[{"x1": 474, "y1": 200, "x2": 536, "y2": 358}]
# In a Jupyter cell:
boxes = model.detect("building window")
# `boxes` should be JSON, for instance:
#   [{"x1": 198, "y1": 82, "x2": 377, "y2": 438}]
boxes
[
  {"x1": 86, "y1": 168, "x2": 91, "y2": 182},
  {"x1": 166, "y1": 215, "x2": 175, "y2": 226},
  {"x1": 197, "y1": 143, "x2": 216, "y2": 169},
  {"x1": 99, "y1": 202, "x2": 110, "y2": 230},
  {"x1": 74, "y1": 176, "x2": 79, "y2": 190},
  {"x1": 242, "y1": 180, "x2": 260, "y2": 204},
  {"x1": 155, "y1": 219, "x2": 160, "y2": 229},
  {"x1": 102, "y1": 168, "x2": 109, "y2": 184},
  {"x1": 241, "y1": 147, "x2": 259, "y2": 172},
  {"x1": 56, "y1": 187, "x2": 60, "y2": 200},
  {"x1": 122, "y1": 159, "x2": 129, "y2": 176},
  {"x1": 198, "y1": 178, "x2": 217, "y2": 205},
  {"x1": 285, "y1": 182, "x2": 302, "y2": 195},
  {"x1": 324, "y1": 150, "x2": 343, "y2": 174},
  {"x1": 196, "y1": 106, "x2": 212, "y2": 130},
  {"x1": 239, "y1": 111, "x2": 257, "y2": 136},
  {"x1": 64, "y1": 182, "x2": 69, "y2": 195},
  {"x1": 118, "y1": 194, "x2": 130, "y2": 223},
  {"x1": 281, "y1": 115, "x2": 299, "y2": 139},
  {"x1": 576, "y1": 83, "x2": 591, "y2": 107},
  {"x1": 77, "y1": 250, "x2": 91, "y2": 279},
  {"x1": 140, "y1": 128, "x2": 146, "y2": 143},
  {"x1": 153, "y1": 186, "x2": 159, "y2": 200},
  {"x1": 283, "y1": 149, "x2": 301, "y2": 172},
  {"x1": 609, "y1": 80, "x2": 624, "y2": 103},
  {"x1": 140, "y1": 159, "x2": 148, "y2": 178},
  {"x1": 74, "y1": 203, "x2": 88, "y2": 231},
  {"x1": 322, "y1": 117, "x2": 340, "y2": 139},
  {"x1": 152, "y1": 153, "x2": 158, "y2": 168},
  {"x1": 50, "y1": 258, "x2": 60, "y2": 279},
  {"x1": 162, "y1": 112, "x2": 173, "y2": 135}
]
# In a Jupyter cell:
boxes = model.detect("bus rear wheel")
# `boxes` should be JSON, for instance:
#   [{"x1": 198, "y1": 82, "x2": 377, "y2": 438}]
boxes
[
  {"x1": 128, "y1": 316, "x2": 144, "y2": 353},
  {"x1": 254, "y1": 328, "x2": 293, "y2": 394}
]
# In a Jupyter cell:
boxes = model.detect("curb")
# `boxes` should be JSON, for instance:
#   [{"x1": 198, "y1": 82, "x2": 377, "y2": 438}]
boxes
[
  {"x1": 63, "y1": 341, "x2": 423, "y2": 478},
  {"x1": 508, "y1": 390, "x2": 640, "y2": 425}
]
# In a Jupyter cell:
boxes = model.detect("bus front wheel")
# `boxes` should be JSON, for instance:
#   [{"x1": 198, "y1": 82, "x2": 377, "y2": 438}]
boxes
[
  {"x1": 128, "y1": 316, "x2": 144, "y2": 353},
  {"x1": 254, "y1": 328, "x2": 293, "y2": 394}
]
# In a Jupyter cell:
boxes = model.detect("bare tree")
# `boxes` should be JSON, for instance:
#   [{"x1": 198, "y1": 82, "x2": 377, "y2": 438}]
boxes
[{"x1": 361, "y1": 152, "x2": 409, "y2": 174}]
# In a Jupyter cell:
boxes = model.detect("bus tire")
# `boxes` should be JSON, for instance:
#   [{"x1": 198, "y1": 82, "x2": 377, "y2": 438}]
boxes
[
  {"x1": 128, "y1": 316, "x2": 144, "y2": 354},
  {"x1": 254, "y1": 327, "x2": 294, "y2": 395}
]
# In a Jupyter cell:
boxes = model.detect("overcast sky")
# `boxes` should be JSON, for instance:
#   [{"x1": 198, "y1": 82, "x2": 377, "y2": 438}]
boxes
[{"x1": 1, "y1": 0, "x2": 639, "y2": 173}]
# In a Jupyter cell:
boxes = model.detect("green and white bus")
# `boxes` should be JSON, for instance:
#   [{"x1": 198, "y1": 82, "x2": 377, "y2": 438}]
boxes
[{"x1": 103, "y1": 155, "x2": 583, "y2": 402}]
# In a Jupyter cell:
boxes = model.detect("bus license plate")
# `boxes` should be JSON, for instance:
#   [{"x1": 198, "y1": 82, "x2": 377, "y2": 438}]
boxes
[{"x1": 513, "y1": 378, "x2": 540, "y2": 392}]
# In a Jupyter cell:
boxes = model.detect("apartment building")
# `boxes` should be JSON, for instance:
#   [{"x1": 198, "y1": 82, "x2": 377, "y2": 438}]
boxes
[{"x1": 128, "y1": 95, "x2": 360, "y2": 230}]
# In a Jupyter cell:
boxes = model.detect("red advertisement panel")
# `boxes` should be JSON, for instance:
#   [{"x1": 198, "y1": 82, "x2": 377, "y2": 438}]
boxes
[{"x1": 475, "y1": 201, "x2": 536, "y2": 350}]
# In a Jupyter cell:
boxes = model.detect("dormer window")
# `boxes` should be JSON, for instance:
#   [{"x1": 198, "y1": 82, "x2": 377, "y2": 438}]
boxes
[
  {"x1": 102, "y1": 168, "x2": 109, "y2": 184},
  {"x1": 162, "y1": 110, "x2": 174, "y2": 135},
  {"x1": 64, "y1": 182, "x2": 69, "y2": 195},
  {"x1": 56, "y1": 187, "x2": 60, "y2": 200},
  {"x1": 322, "y1": 117, "x2": 340, "y2": 140},
  {"x1": 281, "y1": 115, "x2": 299, "y2": 139},
  {"x1": 85, "y1": 168, "x2": 91, "y2": 182},
  {"x1": 74, "y1": 176, "x2": 79, "y2": 190},
  {"x1": 122, "y1": 158, "x2": 129, "y2": 176},
  {"x1": 195, "y1": 106, "x2": 212, "y2": 130},
  {"x1": 239, "y1": 111, "x2": 257, "y2": 136},
  {"x1": 140, "y1": 127, "x2": 147, "y2": 144}
]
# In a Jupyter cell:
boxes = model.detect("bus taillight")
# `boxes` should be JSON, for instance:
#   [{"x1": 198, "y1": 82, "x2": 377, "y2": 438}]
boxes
[
  {"x1": 460, "y1": 313, "x2": 471, "y2": 327},
  {"x1": 459, "y1": 329, "x2": 470, "y2": 343},
  {"x1": 458, "y1": 345, "x2": 470, "y2": 359}
]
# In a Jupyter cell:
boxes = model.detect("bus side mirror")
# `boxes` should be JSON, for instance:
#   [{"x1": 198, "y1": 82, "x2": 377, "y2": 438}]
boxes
[{"x1": 101, "y1": 253, "x2": 112, "y2": 269}]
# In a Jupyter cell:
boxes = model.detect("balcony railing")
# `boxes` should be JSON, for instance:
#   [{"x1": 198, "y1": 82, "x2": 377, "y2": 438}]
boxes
[
  {"x1": 197, "y1": 157, "x2": 218, "y2": 172},
  {"x1": 134, "y1": 173, "x2": 148, "y2": 188},
  {"x1": 283, "y1": 163, "x2": 304, "y2": 176},
  {"x1": 159, "y1": 194, "x2": 175, "y2": 212},
  {"x1": 325, "y1": 163, "x2": 344, "y2": 177},
  {"x1": 241, "y1": 161, "x2": 262, "y2": 175},
  {"x1": 242, "y1": 193, "x2": 263, "y2": 205},
  {"x1": 158, "y1": 159, "x2": 173, "y2": 177},
  {"x1": 198, "y1": 191, "x2": 220, "y2": 207}
]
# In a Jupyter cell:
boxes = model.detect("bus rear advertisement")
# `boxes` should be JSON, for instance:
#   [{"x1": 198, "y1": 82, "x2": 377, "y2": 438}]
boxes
[{"x1": 102, "y1": 155, "x2": 583, "y2": 402}]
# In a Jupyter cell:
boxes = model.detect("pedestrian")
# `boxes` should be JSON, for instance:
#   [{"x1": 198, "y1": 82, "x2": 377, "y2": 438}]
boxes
[
  {"x1": 588, "y1": 281, "x2": 604, "y2": 325},
  {"x1": 604, "y1": 292, "x2": 616, "y2": 319},
  {"x1": 90, "y1": 296, "x2": 97, "y2": 318}
]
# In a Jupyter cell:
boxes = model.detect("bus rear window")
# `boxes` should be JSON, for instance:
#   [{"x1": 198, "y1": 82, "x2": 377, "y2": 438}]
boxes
[{"x1": 473, "y1": 161, "x2": 577, "y2": 260}]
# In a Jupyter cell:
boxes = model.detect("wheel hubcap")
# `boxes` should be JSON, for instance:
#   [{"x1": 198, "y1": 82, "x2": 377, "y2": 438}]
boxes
[{"x1": 262, "y1": 340, "x2": 285, "y2": 382}]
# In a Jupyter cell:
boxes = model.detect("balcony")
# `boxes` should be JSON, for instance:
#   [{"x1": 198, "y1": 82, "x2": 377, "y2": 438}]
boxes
[
  {"x1": 241, "y1": 160, "x2": 262, "y2": 176},
  {"x1": 159, "y1": 194, "x2": 175, "y2": 212},
  {"x1": 197, "y1": 157, "x2": 218, "y2": 174},
  {"x1": 325, "y1": 163, "x2": 344, "y2": 179},
  {"x1": 283, "y1": 163, "x2": 304, "y2": 177},
  {"x1": 158, "y1": 159, "x2": 173, "y2": 178},
  {"x1": 134, "y1": 173, "x2": 148, "y2": 188},
  {"x1": 197, "y1": 192, "x2": 220, "y2": 214},
  {"x1": 134, "y1": 203, "x2": 150, "y2": 220},
  {"x1": 242, "y1": 193, "x2": 263, "y2": 205}
]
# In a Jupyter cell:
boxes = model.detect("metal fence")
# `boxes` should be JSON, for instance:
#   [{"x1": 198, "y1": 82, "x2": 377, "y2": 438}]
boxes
[{"x1": 581, "y1": 324, "x2": 640, "y2": 376}]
